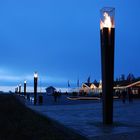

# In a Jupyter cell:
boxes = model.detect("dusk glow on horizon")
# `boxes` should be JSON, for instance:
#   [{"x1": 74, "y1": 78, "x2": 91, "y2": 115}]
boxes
[{"x1": 0, "y1": 0, "x2": 140, "y2": 90}]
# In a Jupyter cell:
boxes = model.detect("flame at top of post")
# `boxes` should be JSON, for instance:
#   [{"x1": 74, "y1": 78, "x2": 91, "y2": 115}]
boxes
[
  {"x1": 34, "y1": 72, "x2": 38, "y2": 78},
  {"x1": 100, "y1": 12, "x2": 114, "y2": 29}
]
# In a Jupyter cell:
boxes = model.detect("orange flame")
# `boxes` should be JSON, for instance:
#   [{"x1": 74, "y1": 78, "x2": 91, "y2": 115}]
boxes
[{"x1": 100, "y1": 12, "x2": 114, "y2": 29}]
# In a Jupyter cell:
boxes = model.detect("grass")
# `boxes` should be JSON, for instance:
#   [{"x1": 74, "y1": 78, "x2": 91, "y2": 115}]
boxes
[{"x1": 0, "y1": 94, "x2": 86, "y2": 140}]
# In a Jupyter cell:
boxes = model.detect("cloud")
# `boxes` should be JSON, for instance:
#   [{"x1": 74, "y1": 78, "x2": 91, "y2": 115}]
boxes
[
  {"x1": 0, "y1": 72, "x2": 66, "y2": 84},
  {"x1": 0, "y1": 67, "x2": 68, "y2": 87},
  {"x1": 0, "y1": 75, "x2": 21, "y2": 81}
]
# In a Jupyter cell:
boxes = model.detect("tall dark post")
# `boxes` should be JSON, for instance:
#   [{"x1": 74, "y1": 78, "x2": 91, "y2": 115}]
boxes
[
  {"x1": 139, "y1": 88, "x2": 140, "y2": 94},
  {"x1": 100, "y1": 7, "x2": 115, "y2": 124},
  {"x1": 15, "y1": 86, "x2": 18, "y2": 93},
  {"x1": 15, "y1": 87, "x2": 18, "y2": 93},
  {"x1": 34, "y1": 72, "x2": 38, "y2": 105},
  {"x1": 19, "y1": 84, "x2": 21, "y2": 94},
  {"x1": 24, "y1": 80, "x2": 26, "y2": 96}
]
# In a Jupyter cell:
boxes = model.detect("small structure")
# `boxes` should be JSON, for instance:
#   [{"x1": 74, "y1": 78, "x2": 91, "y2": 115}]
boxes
[
  {"x1": 45, "y1": 86, "x2": 56, "y2": 95},
  {"x1": 81, "y1": 81, "x2": 102, "y2": 95},
  {"x1": 114, "y1": 79, "x2": 140, "y2": 95},
  {"x1": 80, "y1": 79, "x2": 140, "y2": 96}
]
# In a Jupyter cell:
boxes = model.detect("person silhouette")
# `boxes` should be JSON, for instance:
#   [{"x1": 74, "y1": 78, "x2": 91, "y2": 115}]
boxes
[
  {"x1": 53, "y1": 91, "x2": 58, "y2": 102},
  {"x1": 128, "y1": 88, "x2": 133, "y2": 103},
  {"x1": 122, "y1": 90, "x2": 127, "y2": 103}
]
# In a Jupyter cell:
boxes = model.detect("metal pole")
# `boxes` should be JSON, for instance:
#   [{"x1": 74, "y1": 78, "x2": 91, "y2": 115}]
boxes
[
  {"x1": 100, "y1": 7, "x2": 115, "y2": 124},
  {"x1": 24, "y1": 81, "x2": 26, "y2": 96},
  {"x1": 34, "y1": 72, "x2": 38, "y2": 105}
]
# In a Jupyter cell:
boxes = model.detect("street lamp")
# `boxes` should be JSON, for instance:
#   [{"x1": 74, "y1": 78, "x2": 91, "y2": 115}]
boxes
[
  {"x1": 34, "y1": 72, "x2": 38, "y2": 105},
  {"x1": 19, "y1": 84, "x2": 21, "y2": 94},
  {"x1": 100, "y1": 7, "x2": 115, "y2": 124},
  {"x1": 24, "y1": 80, "x2": 26, "y2": 96}
]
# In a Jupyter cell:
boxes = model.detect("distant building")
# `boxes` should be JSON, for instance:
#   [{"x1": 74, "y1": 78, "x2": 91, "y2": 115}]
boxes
[
  {"x1": 114, "y1": 79, "x2": 140, "y2": 95},
  {"x1": 80, "y1": 79, "x2": 140, "y2": 95},
  {"x1": 80, "y1": 80, "x2": 102, "y2": 95},
  {"x1": 45, "y1": 86, "x2": 56, "y2": 95}
]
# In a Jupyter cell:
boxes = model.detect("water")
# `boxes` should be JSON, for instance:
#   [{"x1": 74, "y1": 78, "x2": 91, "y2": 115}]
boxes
[{"x1": 0, "y1": 85, "x2": 74, "y2": 93}]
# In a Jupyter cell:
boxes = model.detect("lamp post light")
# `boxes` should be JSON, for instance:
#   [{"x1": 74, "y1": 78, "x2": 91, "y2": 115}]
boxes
[
  {"x1": 100, "y1": 7, "x2": 115, "y2": 124},
  {"x1": 24, "y1": 80, "x2": 26, "y2": 96},
  {"x1": 34, "y1": 72, "x2": 38, "y2": 105}
]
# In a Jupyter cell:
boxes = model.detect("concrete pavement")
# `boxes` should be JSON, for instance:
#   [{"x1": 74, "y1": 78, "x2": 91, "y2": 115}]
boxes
[{"x1": 25, "y1": 95, "x2": 140, "y2": 139}]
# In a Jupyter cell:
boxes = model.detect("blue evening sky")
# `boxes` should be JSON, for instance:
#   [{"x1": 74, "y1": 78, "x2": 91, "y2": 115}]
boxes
[{"x1": 0, "y1": 0, "x2": 140, "y2": 88}]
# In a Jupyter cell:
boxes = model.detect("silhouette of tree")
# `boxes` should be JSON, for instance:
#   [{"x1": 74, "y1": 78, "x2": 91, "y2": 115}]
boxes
[
  {"x1": 121, "y1": 74, "x2": 125, "y2": 81},
  {"x1": 87, "y1": 76, "x2": 90, "y2": 83},
  {"x1": 93, "y1": 79, "x2": 97, "y2": 84},
  {"x1": 127, "y1": 73, "x2": 135, "y2": 81}
]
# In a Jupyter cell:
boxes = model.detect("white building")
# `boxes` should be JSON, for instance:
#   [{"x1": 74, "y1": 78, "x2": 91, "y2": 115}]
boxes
[{"x1": 80, "y1": 81, "x2": 102, "y2": 95}]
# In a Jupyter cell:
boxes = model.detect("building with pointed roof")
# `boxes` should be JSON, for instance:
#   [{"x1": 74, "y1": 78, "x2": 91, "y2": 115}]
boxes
[
  {"x1": 80, "y1": 79, "x2": 140, "y2": 96},
  {"x1": 81, "y1": 81, "x2": 102, "y2": 95},
  {"x1": 45, "y1": 86, "x2": 56, "y2": 95}
]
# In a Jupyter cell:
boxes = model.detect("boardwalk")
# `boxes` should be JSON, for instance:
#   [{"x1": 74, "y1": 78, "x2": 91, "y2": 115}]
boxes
[{"x1": 26, "y1": 94, "x2": 140, "y2": 140}]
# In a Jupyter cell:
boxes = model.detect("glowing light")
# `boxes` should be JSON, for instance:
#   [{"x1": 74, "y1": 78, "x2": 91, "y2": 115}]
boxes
[
  {"x1": 24, "y1": 80, "x2": 26, "y2": 84},
  {"x1": 34, "y1": 72, "x2": 38, "y2": 78},
  {"x1": 114, "y1": 81, "x2": 140, "y2": 89},
  {"x1": 90, "y1": 84, "x2": 97, "y2": 89},
  {"x1": 100, "y1": 12, "x2": 114, "y2": 29}
]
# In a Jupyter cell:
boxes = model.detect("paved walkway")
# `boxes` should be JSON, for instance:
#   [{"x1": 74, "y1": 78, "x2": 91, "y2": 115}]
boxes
[{"x1": 25, "y1": 95, "x2": 140, "y2": 140}]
